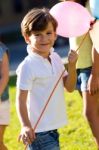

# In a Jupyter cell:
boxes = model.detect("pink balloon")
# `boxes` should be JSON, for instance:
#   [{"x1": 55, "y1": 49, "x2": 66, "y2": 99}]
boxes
[{"x1": 50, "y1": 1, "x2": 93, "y2": 37}]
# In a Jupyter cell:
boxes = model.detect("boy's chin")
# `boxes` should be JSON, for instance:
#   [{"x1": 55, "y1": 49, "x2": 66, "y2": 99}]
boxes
[{"x1": 39, "y1": 47, "x2": 51, "y2": 52}]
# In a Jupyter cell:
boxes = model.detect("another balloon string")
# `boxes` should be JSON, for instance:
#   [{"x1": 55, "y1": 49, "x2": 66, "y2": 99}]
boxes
[
  {"x1": 76, "y1": 19, "x2": 97, "y2": 52},
  {"x1": 24, "y1": 69, "x2": 66, "y2": 150},
  {"x1": 76, "y1": 30, "x2": 89, "y2": 52}
]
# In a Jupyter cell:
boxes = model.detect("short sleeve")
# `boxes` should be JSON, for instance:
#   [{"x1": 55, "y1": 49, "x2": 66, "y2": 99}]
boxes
[{"x1": 16, "y1": 61, "x2": 35, "y2": 90}]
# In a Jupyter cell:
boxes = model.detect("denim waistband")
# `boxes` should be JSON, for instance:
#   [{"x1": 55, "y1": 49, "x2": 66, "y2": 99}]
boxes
[{"x1": 35, "y1": 129, "x2": 57, "y2": 136}]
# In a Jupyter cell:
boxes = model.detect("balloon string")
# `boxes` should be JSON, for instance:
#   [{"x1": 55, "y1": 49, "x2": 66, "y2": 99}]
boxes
[
  {"x1": 75, "y1": 30, "x2": 89, "y2": 52},
  {"x1": 34, "y1": 69, "x2": 65, "y2": 131},
  {"x1": 76, "y1": 18, "x2": 97, "y2": 52},
  {"x1": 24, "y1": 69, "x2": 65, "y2": 150}
]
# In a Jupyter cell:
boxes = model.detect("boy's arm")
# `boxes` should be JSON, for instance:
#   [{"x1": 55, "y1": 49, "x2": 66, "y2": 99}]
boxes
[
  {"x1": 63, "y1": 63, "x2": 77, "y2": 92},
  {"x1": 16, "y1": 89, "x2": 31, "y2": 127},
  {"x1": 16, "y1": 89, "x2": 35, "y2": 145},
  {"x1": 0, "y1": 53, "x2": 9, "y2": 95},
  {"x1": 87, "y1": 47, "x2": 99, "y2": 95},
  {"x1": 63, "y1": 50, "x2": 78, "y2": 92}
]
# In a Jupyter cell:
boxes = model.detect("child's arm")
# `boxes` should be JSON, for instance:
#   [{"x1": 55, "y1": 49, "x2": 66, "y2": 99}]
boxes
[
  {"x1": 0, "y1": 53, "x2": 9, "y2": 95},
  {"x1": 87, "y1": 47, "x2": 99, "y2": 95},
  {"x1": 63, "y1": 50, "x2": 78, "y2": 92},
  {"x1": 16, "y1": 89, "x2": 35, "y2": 145}
]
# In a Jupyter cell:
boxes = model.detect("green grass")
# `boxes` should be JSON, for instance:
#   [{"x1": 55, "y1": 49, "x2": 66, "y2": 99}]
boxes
[{"x1": 5, "y1": 76, "x2": 97, "y2": 150}]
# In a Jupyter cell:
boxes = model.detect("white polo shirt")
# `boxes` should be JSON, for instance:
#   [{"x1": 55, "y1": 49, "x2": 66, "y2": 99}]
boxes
[{"x1": 16, "y1": 46, "x2": 68, "y2": 132}]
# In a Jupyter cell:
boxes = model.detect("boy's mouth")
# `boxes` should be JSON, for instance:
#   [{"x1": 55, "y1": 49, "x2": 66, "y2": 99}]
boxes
[{"x1": 41, "y1": 43, "x2": 50, "y2": 46}]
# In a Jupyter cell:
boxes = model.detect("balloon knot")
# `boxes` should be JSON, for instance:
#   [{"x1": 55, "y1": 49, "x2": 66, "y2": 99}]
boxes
[{"x1": 90, "y1": 18, "x2": 97, "y2": 30}]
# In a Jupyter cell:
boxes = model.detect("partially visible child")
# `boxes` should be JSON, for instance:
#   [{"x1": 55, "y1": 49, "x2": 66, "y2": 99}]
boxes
[
  {"x1": 61, "y1": 0, "x2": 99, "y2": 148},
  {"x1": 0, "y1": 41, "x2": 9, "y2": 150},
  {"x1": 16, "y1": 8, "x2": 78, "y2": 150}
]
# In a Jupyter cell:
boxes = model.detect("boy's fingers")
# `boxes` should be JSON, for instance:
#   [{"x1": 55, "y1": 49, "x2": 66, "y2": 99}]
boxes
[
  {"x1": 18, "y1": 128, "x2": 35, "y2": 145},
  {"x1": 18, "y1": 134, "x2": 30, "y2": 145},
  {"x1": 24, "y1": 136, "x2": 32, "y2": 145},
  {"x1": 18, "y1": 134, "x2": 22, "y2": 142},
  {"x1": 23, "y1": 130, "x2": 36, "y2": 144}
]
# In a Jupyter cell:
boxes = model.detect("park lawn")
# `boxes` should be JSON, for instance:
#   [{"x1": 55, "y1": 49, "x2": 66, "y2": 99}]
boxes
[{"x1": 5, "y1": 76, "x2": 97, "y2": 150}]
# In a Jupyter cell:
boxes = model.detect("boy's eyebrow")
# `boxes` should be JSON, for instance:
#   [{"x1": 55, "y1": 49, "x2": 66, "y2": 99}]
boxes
[{"x1": 32, "y1": 31, "x2": 41, "y2": 34}]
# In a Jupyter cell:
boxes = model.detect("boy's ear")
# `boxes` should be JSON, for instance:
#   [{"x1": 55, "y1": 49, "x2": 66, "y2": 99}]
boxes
[
  {"x1": 55, "y1": 33, "x2": 57, "y2": 41},
  {"x1": 24, "y1": 34, "x2": 31, "y2": 44}
]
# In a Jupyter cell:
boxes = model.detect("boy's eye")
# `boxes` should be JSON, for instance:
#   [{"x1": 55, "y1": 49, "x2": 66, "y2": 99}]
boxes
[{"x1": 47, "y1": 32, "x2": 52, "y2": 35}]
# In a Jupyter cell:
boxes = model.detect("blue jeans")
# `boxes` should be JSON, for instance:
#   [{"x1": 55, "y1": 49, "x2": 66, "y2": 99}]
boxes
[
  {"x1": 76, "y1": 67, "x2": 92, "y2": 92},
  {"x1": 28, "y1": 130, "x2": 60, "y2": 150}
]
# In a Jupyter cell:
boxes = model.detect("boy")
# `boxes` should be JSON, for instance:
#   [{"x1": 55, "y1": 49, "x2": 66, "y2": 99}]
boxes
[{"x1": 16, "y1": 8, "x2": 78, "y2": 150}]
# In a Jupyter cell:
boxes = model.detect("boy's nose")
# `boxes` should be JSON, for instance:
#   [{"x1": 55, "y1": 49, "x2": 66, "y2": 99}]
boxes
[{"x1": 41, "y1": 35, "x2": 49, "y2": 41}]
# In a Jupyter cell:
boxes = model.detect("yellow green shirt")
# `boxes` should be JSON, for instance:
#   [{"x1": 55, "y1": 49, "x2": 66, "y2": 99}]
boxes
[
  {"x1": 69, "y1": 1, "x2": 92, "y2": 69},
  {"x1": 69, "y1": 33, "x2": 92, "y2": 69}
]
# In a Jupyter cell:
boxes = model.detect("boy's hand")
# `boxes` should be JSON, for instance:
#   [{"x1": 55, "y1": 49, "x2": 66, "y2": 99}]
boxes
[
  {"x1": 68, "y1": 50, "x2": 78, "y2": 66},
  {"x1": 18, "y1": 126, "x2": 36, "y2": 145}
]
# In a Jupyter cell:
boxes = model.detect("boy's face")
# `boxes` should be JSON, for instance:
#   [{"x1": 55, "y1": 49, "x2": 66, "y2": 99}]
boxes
[{"x1": 25, "y1": 22, "x2": 57, "y2": 57}]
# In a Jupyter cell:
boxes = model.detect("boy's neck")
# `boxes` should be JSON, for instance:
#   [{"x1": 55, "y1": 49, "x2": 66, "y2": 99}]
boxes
[
  {"x1": 35, "y1": 51, "x2": 50, "y2": 58},
  {"x1": 31, "y1": 48, "x2": 51, "y2": 59}
]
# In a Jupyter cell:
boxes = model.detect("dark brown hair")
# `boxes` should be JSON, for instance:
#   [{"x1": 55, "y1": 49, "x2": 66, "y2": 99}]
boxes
[{"x1": 21, "y1": 8, "x2": 58, "y2": 36}]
